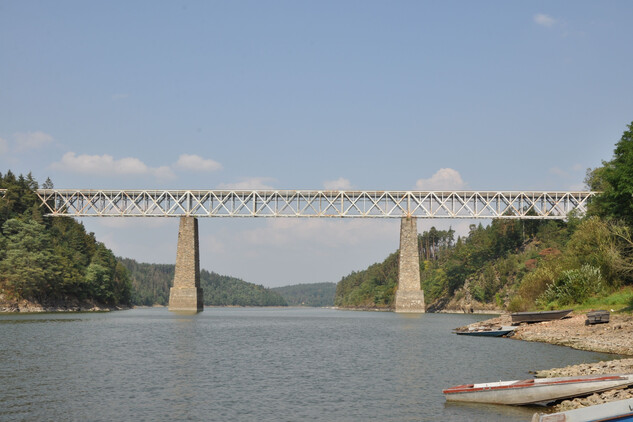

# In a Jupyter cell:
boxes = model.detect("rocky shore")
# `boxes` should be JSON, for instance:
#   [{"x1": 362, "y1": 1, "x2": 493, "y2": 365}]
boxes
[
  {"x1": 460, "y1": 312, "x2": 633, "y2": 412},
  {"x1": 0, "y1": 294, "x2": 126, "y2": 312},
  {"x1": 534, "y1": 358, "x2": 633, "y2": 412}
]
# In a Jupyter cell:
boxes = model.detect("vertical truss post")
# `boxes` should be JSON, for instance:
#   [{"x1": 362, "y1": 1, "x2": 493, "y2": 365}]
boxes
[
  {"x1": 169, "y1": 216, "x2": 203, "y2": 313},
  {"x1": 395, "y1": 217, "x2": 425, "y2": 313}
]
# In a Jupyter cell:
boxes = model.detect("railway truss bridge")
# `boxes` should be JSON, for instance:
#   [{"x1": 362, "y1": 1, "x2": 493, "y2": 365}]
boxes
[{"x1": 32, "y1": 189, "x2": 595, "y2": 313}]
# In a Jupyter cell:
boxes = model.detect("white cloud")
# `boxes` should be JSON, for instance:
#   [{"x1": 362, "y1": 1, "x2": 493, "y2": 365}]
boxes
[
  {"x1": 534, "y1": 13, "x2": 556, "y2": 27},
  {"x1": 14, "y1": 131, "x2": 54, "y2": 152},
  {"x1": 217, "y1": 177, "x2": 275, "y2": 190},
  {"x1": 415, "y1": 168, "x2": 467, "y2": 191},
  {"x1": 50, "y1": 152, "x2": 175, "y2": 179},
  {"x1": 153, "y1": 165, "x2": 177, "y2": 180},
  {"x1": 0, "y1": 137, "x2": 8, "y2": 155},
  {"x1": 174, "y1": 153, "x2": 222, "y2": 172},
  {"x1": 323, "y1": 177, "x2": 353, "y2": 190},
  {"x1": 51, "y1": 152, "x2": 146, "y2": 174}
]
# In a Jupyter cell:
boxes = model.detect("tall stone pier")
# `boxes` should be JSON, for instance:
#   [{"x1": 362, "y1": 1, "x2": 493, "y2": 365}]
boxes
[
  {"x1": 168, "y1": 216, "x2": 203, "y2": 313},
  {"x1": 394, "y1": 217, "x2": 425, "y2": 313}
]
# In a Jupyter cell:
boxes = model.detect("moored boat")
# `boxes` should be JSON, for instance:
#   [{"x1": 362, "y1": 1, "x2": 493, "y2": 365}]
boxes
[
  {"x1": 453, "y1": 326, "x2": 516, "y2": 337},
  {"x1": 511, "y1": 309, "x2": 573, "y2": 324},
  {"x1": 532, "y1": 398, "x2": 633, "y2": 421},
  {"x1": 443, "y1": 374, "x2": 633, "y2": 405}
]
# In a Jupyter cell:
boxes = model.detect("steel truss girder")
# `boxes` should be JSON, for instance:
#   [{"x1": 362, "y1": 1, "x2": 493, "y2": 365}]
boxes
[{"x1": 34, "y1": 190, "x2": 596, "y2": 219}]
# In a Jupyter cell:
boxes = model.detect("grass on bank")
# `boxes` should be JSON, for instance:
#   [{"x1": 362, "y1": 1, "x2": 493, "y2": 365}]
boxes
[
  {"x1": 574, "y1": 287, "x2": 633, "y2": 313},
  {"x1": 539, "y1": 286, "x2": 633, "y2": 314}
]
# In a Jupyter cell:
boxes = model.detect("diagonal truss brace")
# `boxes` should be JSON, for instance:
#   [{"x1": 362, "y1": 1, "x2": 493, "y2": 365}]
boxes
[{"x1": 32, "y1": 189, "x2": 597, "y2": 219}]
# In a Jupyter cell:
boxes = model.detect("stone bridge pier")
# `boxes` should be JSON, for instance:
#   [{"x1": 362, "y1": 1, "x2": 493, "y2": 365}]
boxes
[
  {"x1": 395, "y1": 217, "x2": 425, "y2": 313},
  {"x1": 168, "y1": 216, "x2": 203, "y2": 313}
]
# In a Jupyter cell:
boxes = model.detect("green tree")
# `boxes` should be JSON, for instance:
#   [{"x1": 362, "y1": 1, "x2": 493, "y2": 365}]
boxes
[
  {"x1": 588, "y1": 121, "x2": 633, "y2": 226},
  {"x1": 0, "y1": 219, "x2": 62, "y2": 300},
  {"x1": 0, "y1": 172, "x2": 132, "y2": 307}
]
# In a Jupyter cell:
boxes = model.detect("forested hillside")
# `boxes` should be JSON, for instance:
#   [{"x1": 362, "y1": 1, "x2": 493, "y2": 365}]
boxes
[
  {"x1": 271, "y1": 282, "x2": 336, "y2": 307},
  {"x1": 120, "y1": 258, "x2": 288, "y2": 307},
  {"x1": 0, "y1": 172, "x2": 132, "y2": 308},
  {"x1": 0, "y1": 172, "x2": 286, "y2": 310},
  {"x1": 335, "y1": 121, "x2": 633, "y2": 312}
]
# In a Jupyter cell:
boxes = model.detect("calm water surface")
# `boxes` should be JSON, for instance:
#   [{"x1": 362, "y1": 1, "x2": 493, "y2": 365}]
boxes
[{"x1": 0, "y1": 308, "x2": 619, "y2": 421}]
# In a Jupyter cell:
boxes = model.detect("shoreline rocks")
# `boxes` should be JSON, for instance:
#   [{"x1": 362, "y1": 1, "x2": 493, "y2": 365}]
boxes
[
  {"x1": 460, "y1": 312, "x2": 633, "y2": 412},
  {"x1": 0, "y1": 295, "x2": 127, "y2": 313},
  {"x1": 533, "y1": 359, "x2": 633, "y2": 413},
  {"x1": 513, "y1": 314, "x2": 633, "y2": 356}
]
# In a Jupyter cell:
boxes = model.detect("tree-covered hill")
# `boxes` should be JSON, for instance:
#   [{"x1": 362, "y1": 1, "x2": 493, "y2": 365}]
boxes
[
  {"x1": 0, "y1": 171, "x2": 286, "y2": 310},
  {"x1": 335, "y1": 253, "x2": 399, "y2": 309},
  {"x1": 119, "y1": 257, "x2": 287, "y2": 307},
  {"x1": 335, "y1": 212, "x2": 633, "y2": 312},
  {"x1": 0, "y1": 172, "x2": 132, "y2": 309},
  {"x1": 271, "y1": 282, "x2": 336, "y2": 307},
  {"x1": 334, "y1": 121, "x2": 633, "y2": 313}
]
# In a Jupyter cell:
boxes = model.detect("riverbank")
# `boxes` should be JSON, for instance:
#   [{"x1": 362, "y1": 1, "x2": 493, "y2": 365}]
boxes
[
  {"x1": 0, "y1": 294, "x2": 127, "y2": 312},
  {"x1": 467, "y1": 312, "x2": 633, "y2": 355},
  {"x1": 460, "y1": 312, "x2": 633, "y2": 411},
  {"x1": 534, "y1": 358, "x2": 633, "y2": 412}
]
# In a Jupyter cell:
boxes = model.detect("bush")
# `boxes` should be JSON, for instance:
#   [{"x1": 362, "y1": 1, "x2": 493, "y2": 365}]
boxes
[
  {"x1": 538, "y1": 264, "x2": 604, "y2": 306},
  {"x1": 516, "y1": 263, "x2": 562, "y2": 307},
  {"x1": 563, "y1": 217, "x2": 622, "y2": 287}
]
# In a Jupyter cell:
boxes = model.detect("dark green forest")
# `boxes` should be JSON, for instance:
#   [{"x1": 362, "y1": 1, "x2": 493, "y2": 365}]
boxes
[
  {"x1": 0, "y1": 172, "x2": 132, "y2": 307},
  {"x1": 271, "y1": 282, "x2": 336, "y2": 307},
  {"x1": 0, "y1": 172, "x2": 286, "y2": 309},
  {"x1": 335, "y1": 121, "x2": 633, "y2": 312},
  {"x1": 119, "y1": 258, "x2": 287, "y2": 307}
]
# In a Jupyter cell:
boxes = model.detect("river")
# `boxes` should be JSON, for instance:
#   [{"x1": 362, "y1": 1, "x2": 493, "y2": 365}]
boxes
[{"x1": 0, "y1": 308, "x2": 619, "y2": 421}]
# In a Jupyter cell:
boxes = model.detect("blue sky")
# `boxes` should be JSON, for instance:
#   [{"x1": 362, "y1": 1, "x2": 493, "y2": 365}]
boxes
[{"x1": 2, "y1": 1, "x2": 633, "y2": 287}]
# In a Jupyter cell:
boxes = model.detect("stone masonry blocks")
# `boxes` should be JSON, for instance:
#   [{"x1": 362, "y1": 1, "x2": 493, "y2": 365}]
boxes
[
  {"x1": 169, "y1": 216, "x2": 203, "y2": 312},
  {"x1": 395, "y1": 217, "x2": 425, "y2": 313}
]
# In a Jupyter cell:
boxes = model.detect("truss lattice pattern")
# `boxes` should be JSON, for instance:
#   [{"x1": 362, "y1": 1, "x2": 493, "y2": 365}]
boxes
[{"x1": 33, "y1": 190, "x2": 595, "y2": 219}]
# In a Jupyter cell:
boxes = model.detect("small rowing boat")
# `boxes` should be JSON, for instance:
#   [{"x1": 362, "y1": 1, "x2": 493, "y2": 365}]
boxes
[
  {"x1": 511, "y1": 309, "x2": 573, "y2": 324},
  {"x1": 443, "y1": 374, "x2": 633, "y2": 405},
  {"x1": 453, "y1": 326, "x2": 516, "y2": 337}
]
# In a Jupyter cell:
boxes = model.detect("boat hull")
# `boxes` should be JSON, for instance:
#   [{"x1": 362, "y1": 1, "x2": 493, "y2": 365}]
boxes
[
  {"x1": 532, "y1": 398, "x2": 633, "y2": 422},
  {"x1": 454, "y1": 328, "x2": 514, "y2": 337},
  {"x1": 444, "y1": 374, "x2": 633, "y2": 405},
  {"x1": 511, "y1": 309, "x2": 573, "y2": 324}
]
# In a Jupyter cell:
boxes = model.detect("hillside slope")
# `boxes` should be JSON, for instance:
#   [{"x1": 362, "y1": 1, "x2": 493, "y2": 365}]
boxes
[
  {"x1": 272, "y1": 282, "x2": 336, "y2": 307},
  {"x1": 119, "y1": 257, "x2": 287, "y2": 307}
]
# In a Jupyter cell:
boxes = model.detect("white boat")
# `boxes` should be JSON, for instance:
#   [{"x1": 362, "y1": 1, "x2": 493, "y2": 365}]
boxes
[
  {"x1": 532, "y1": 398, "x2": 633, "y2": 421},
  {"x1": 443, "y1": 374, "x2": 633, "y2": 405}
]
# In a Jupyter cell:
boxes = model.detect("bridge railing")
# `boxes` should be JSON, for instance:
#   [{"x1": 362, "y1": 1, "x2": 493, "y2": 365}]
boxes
[{"x1": 33, "y1": 189, "x2": 596, "y2": 219}]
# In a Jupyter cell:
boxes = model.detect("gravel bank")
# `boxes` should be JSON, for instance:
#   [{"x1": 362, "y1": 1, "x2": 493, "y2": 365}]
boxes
[
  {"x1": 458, "y1": 312, "x2": 633, "y2": 411},
  {"x1": 0, "y1": 294, "x2": 126, "y2": 312},
  {"x1": 534, "y1": 358, "x2": 633, "y2": 412},
  {"x1": 461, "y1": 313, "x2": 633, "y2": 355}
]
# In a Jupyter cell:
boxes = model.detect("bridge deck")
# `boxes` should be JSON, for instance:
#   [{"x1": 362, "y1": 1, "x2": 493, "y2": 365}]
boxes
[{"x1": 30, "y1": 189, "x2": 595, "y2": 219}]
